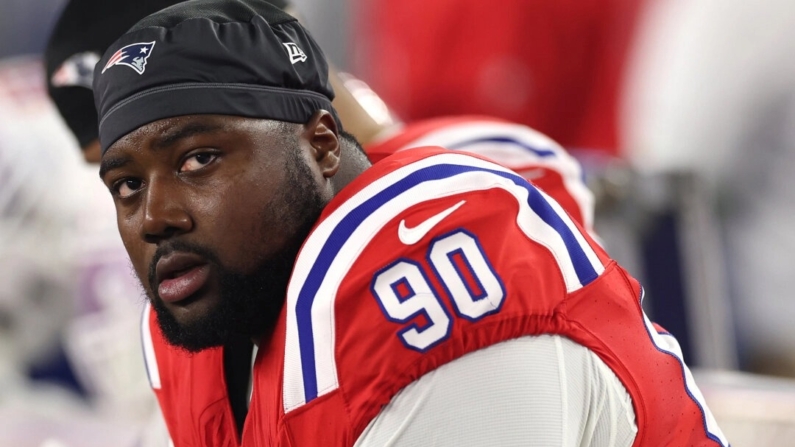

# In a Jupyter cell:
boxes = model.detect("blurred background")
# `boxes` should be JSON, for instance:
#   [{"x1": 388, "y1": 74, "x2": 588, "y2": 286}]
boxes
[{"x1": 1, "y1": 0, "x2": 795, "y2": 445}]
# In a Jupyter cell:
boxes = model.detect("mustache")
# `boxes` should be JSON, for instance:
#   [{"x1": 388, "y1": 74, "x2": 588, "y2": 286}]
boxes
[{"x1": 147, "y1": 239, "x2": 220, "y2": 293}]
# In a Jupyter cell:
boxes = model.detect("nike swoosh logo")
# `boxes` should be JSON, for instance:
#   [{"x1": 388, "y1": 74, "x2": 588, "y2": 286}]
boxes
[{"x1": 398, "y1": 200, "x2": 467, "y2": 245}]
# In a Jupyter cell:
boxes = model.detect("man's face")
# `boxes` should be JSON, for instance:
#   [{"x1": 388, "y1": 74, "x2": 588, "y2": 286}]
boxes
[{"x1": 99, "y1": 115, "x2": 330, "y2": 352}]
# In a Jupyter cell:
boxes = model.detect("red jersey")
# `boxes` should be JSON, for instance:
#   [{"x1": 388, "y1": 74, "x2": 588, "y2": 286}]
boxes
[
  {"x1": 142, "y1": 147, "x2": 727, "y2": 446},
  {"x1": 365, "y1": 115, "x2": 595, "y2": 234}
]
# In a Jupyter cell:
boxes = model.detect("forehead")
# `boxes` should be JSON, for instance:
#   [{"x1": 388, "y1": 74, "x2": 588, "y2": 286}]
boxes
[{"x1": 105, "y1": 114, "x2": 241, "y2": 155}]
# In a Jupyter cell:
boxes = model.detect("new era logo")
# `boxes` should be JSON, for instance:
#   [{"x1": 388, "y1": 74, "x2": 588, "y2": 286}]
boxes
[
  {"x1": 102, "y1": 41, "x2": 156, "y2": 75},
  {"x1": 283, "y1": 42, "x2": 307, "y2": 64}
]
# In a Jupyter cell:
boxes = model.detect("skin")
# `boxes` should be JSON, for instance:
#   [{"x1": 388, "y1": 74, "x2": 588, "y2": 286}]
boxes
[
  {"x1": 328, "y1": 69, "x2": 390, "y2": 146},
  {"x1": 99, "y1": 110, "x2": 364, "y2": 348},
  {"x1": 82, "y1": 139, "x2": 102, "y2": 163}
]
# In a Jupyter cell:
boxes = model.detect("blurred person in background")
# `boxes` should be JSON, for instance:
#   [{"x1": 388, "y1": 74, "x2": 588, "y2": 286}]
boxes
[
  {"x1": 624, "y1": 0, "x2": 795, "y2": 377},
  {"x1": 46, "y1": 0, "x2": 190, "y2": 164},
  {"x1": 40, "y1": 0, "x2": 215, "y2": 445},
  {"x1": 353, "y1": 0, "x2": 647, "y2": 158},
  {"x1": 0, "y1": 55, "x2": 146, "y2": 447},
  {"x1": 0, "y1": 0, "x2": 202, "y2": 445}
]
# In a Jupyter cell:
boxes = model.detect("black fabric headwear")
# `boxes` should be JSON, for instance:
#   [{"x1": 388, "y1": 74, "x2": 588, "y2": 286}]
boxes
[
  {"x1": 45, "y1": 0, "x2": 189, "y2": 149},
  {"x1": 94, "y1": 0, "x2": 337, "y2": 154}
]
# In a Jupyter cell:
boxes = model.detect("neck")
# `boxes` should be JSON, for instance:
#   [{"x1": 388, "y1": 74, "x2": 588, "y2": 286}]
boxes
[{"x1": 332, "y1": 141, "x2": 372, "y2": 194}]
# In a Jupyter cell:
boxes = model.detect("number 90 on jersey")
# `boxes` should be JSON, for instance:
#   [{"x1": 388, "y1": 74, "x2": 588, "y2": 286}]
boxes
[{"x1": 370, "y1": 229, "x2": 506, "y2": 352}]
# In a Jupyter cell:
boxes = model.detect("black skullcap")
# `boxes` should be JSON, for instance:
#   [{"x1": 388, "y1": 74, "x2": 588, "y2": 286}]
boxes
[
  {"x1": 93, "y1": 0, "x2": 336, "y2": 154},
  {"x1": 45, "y1": 0, "x2": 190, "y2": 149}
]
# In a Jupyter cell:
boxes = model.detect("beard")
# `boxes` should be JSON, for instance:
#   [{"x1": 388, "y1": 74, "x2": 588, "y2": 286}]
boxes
[{"x1": 147, "y1": 149, "x2": 327, "y2": 352}]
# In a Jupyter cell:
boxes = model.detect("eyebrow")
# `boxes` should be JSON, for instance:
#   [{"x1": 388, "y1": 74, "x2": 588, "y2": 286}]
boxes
[
  {"x1": 152, "y1": 122, "x2": 225, "y2": 151},
  {"x1": 99, "y1": 121, "x2": 225, "y2": 179},
  {"x1": 99, "y1": 155, "x2": 131, "y2": 180}
]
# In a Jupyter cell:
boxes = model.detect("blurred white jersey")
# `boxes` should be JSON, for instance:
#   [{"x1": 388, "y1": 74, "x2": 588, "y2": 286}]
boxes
[{"x1": 0, "y1": 55, "x2": 157, "y2": 446}]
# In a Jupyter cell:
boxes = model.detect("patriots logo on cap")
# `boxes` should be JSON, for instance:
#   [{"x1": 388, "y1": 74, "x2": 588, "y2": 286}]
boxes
[
  {"x1": 101, "y1": 41, "x2": 156, "y2": 75},
  {"x1": 51, "y1": 52, "x2": 100, "y2": 89}
]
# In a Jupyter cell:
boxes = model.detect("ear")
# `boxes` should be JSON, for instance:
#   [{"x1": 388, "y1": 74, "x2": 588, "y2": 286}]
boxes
[{"x1": 302, "y1": 110, "x2": 341, "y2": 179}]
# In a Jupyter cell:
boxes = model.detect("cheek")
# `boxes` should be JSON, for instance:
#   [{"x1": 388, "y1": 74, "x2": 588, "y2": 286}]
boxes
[
  {"x1": 197, "y1": 171, "x2": 290, "y2": 272},
  {"x1": 116, "y1": 213, "x2": 152, "y2": 287}
]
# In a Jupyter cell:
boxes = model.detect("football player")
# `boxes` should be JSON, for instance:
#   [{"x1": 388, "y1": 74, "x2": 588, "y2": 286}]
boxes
[{"x1": 94, "y1": 1, "x2": 727, "y2": 446}]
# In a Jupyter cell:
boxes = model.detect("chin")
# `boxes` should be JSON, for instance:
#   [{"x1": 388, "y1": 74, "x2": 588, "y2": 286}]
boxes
[
  {"x1": 150, "y1": 284, "x2": 283, "y2": 352},
  {"x1": 151, "y1": 294, "x2": 231, "y2": 352}
]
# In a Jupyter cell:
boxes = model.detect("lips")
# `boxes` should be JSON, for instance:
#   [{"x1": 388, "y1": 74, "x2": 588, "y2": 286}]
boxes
[{"x1": 155, "y1": 252, "x2": 211, "y2": 304}]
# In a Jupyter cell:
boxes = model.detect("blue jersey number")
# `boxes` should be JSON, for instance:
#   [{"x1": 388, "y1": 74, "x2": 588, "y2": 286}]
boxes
[{"x1": 371, "y1": 230, "x2": 506, "y2": 352}]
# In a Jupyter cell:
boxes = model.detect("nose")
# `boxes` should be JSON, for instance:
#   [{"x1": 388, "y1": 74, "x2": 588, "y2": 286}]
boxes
[{"x1": 140, "y1": 178, "x2": 193, "y2": 244}]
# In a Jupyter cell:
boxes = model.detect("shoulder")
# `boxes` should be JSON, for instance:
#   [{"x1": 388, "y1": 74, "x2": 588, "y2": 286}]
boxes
[
  {"x1": 365, "y1": 117, "x2": 595, "y2": 231},
  {"x1": 366, "y1": 116, "x2": 565, "y2": 163},
  {"x1": 302, "y1": 146, "x2": 607, "y2": 297},
  {"x1": 277, "y1": 149, "x2": 728, "y2": 446},
  {"x1": 280, "y1": 147, "x2": 609, "y2": 413}
]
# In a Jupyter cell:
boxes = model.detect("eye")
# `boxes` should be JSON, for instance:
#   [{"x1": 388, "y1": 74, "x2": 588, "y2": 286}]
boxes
[
  {"x1": 180, "y1": 152, "x2": 218, "y2": 173},
  {"x1": 113, "y1": 178, "x2": 144, "y2": 199}
]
